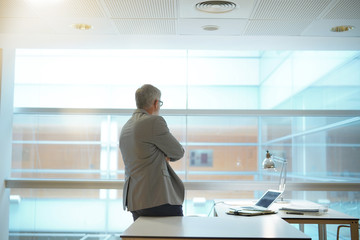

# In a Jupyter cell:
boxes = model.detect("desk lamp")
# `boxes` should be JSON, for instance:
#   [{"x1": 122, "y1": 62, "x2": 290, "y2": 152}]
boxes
[{"x1": 262, "y1": 150, "x2": 288, "y2": 203}]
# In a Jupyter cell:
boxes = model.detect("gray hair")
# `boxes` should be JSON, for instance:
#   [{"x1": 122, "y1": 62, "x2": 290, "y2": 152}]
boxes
[{"x1": 135, "y1": 84, "x2": 161, "y2": 109}]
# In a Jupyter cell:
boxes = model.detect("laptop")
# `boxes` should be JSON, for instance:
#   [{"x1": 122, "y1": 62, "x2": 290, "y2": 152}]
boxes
[{"x1": 234, "y1": 189, "x2": 283, "y2": 211}]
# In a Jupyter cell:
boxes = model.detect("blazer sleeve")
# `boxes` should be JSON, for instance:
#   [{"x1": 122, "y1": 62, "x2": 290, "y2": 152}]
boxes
[{"x1": 152, "y1": 116, "x2": 184, "y2": 161}]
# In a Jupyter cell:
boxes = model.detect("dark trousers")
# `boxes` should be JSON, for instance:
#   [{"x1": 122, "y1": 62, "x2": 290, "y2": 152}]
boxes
[{"x1": 131, "y1": 204, "x2": 183, "y2": 221}]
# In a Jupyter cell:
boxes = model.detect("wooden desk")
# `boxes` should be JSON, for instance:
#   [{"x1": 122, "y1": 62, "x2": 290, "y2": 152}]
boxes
[
  {"x1": 121, "y1": 216, "x2": 310, "y2": 240},
  {"x1": 214, "y1": 199, "x2": 359, "y2": 240}
]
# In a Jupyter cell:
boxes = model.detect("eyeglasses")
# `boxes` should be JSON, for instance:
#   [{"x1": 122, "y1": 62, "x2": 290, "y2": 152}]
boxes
[{"x1": 158, "y1": 100, "x2": 163, "y2": 107}]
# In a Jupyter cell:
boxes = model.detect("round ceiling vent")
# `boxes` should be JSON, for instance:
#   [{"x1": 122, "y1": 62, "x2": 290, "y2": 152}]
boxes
[{"x1": 196, "y1": 1, "x2": 236, "y2": 13}]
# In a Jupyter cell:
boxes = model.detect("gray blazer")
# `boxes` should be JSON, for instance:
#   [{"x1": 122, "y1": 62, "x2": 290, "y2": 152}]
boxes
[{"x1": 119, "y1": 109, "x2": 185, "y2": 211}]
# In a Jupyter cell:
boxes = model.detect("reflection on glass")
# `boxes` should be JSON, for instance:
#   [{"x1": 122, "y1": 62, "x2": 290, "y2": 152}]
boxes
[
  {"x1": 9, "y1": 189, "x2": 132, "y2": 233},
  {"x1": 15, "y1": 49, "x2": 360, "y2": 110},
  {"x1": 10, "y1": 49, "x2": 360, "y2": 238},
  {"x1": 12, "y1": 114, "x2": 360, "y2": 182}
]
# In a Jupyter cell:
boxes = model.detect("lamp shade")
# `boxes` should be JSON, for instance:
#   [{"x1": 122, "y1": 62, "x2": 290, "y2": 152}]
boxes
[{"x1": 262, "y1": 150, "x2": 275, "y2": 169}]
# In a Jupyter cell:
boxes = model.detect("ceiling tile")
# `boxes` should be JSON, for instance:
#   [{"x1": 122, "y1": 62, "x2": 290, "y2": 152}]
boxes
[
  {"x1": 112, "y1": 19, "x2": 176, "y2": 35},
  {"x1": 0, "y1": 0, "x2": 37, "y2": 18},
  {"x1": 104, "y1": 0, "x2": 176, "y2": 18},
  {"x1": 0, "y1": 18, "x2": 50, "y2": 34},
  {"x1": 244, "y1": 20, "x2": 312, "y2": 36},
  {"x1": 323, "y1": 0, "x2": 360, "y2": 19},
  {"x1": 252, "y1": 0, "x2": 332, "y2": 20},
  {"x1": 28, "y1": 0, "x2": 105, "y2": 18}
]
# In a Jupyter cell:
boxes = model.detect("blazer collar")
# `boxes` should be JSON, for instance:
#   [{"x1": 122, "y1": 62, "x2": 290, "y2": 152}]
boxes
[{"x1": 133, "y1": 109, "x2": 149, "y2": 115}]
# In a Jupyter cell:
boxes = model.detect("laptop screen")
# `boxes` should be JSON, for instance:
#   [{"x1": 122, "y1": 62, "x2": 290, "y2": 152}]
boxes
[{"x1": 255, "y1": 190, "x2": 282, "y2": 208}]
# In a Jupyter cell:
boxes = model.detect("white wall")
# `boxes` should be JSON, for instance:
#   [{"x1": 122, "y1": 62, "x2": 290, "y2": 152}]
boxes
[{"x1": 0, "y1": 48, "x2": 15, "y2": 240}]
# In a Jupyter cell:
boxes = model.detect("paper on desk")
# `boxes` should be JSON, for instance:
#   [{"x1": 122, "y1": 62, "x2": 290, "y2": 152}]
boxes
[
  {"x1": 227, "y1": 209, "x2": 277, "y2": 216},
  {"x1": 279, "y1": 205, "x2": 328, "y2": 212}
]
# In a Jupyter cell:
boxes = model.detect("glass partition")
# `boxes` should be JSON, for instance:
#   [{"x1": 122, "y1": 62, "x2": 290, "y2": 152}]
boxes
[
  {"x1": 15, "y1": 49, "x2": 360, "y2": 110},
  {"x1": 12, "y1": 113, "x2": 360, "y2": 184},
  {"x1": 10, "y1": 49, "x2": 360, "y2": 239},
  {"x1": 9, "y1": 189, "x2": 359, "y2": 239},
  {"x1": 9, "y1": 189, "x2": 132, "y2": 234}
]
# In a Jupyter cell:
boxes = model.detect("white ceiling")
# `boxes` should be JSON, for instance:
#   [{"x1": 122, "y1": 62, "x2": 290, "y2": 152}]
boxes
[{"x1": 0, "y1": 0, "x2": 360, "y2": 49}]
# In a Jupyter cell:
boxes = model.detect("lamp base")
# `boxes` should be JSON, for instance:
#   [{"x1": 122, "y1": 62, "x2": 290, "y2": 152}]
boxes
[{"x1": 276, "y1": 197, "x2": 290, "y2": 204}]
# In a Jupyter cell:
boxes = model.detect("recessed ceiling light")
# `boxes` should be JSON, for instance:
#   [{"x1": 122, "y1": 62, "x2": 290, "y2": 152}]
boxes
[
  {"x1": 196, "y1": 1, "x2": 236, "y2": 13},
  {"x1": 330, "y1": 25, "x2": 355, "y2": 32},
  {"x1": 202, "y1": 25, "x2": 220, "y2": 31},
  {"x1": 71, "y1": 23, "x2": 93, "y2": 31}
]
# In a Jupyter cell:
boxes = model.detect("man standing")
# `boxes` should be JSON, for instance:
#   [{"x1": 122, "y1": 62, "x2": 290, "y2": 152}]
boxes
[{"x1": 119, "y1": 84, "x2": 185, "y2": 221}]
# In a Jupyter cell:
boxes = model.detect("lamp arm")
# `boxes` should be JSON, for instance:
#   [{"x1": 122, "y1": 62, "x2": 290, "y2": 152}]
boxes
[
  {"x1": 271, "y1": 156, "x2": 287, "y2": 164},
  {"x1": 279, "y1": 161, "x2": 287, "y2": 192},
  {"x1": 271, "y1": 156, "x2": 287, "y2": 192}
]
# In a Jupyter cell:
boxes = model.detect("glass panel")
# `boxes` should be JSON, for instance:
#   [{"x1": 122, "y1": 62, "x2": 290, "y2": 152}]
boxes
[
  {"x1": 12, "y1": 115, "x2": 103, "y2": 142},
  {"x1": 14, "y1": 49, "x2": 360, "y2": 110},
  {"x1": 187, "y1": 86, "x2": 258, "y2": 109},
  {"x1": 14, "y1": 49, "x2": 188, "y2": 109},
  {"x1": 10, "y1": 49, "x2": 360, "y2": 239},
  {"x1": 260, "y1": 51, "x2": 360, "y2": 110},
  {"x1": 12, "y1": 143, "x2": 102, "y2": 178},
  {"x1": 12, "y1": 114, "x2": 360, "y2": 182},
  {"x1": 12, "y1": 114, "x2": 188, "y2": 179},
  {"x1": 9, "y1": 189, "x2": 132, "y2": 234},
  {"x1": 12, "y1": 115, "x2": 131, "y2": 179},
  {"x1": 187, "y1": 116, "x2": 258, "y2": 143},
  {"x1": 187, "y1": 58, "x2": 259, "y2": 86},
  {"x1": 186, "y1": 146, "x2": 257, "y2": 181},
  {"x1": 186, "y1": 116, "x2": 258, "y2": 180},
  {"x1": 9, "y1": 189, "x2": 359, "y2": 239},
  {"x1": 290, "y1": 56, "x2": 360, "y2": 110},
  {"x1": 261, "y1": 116, "x2": 360, "y2": 183}
]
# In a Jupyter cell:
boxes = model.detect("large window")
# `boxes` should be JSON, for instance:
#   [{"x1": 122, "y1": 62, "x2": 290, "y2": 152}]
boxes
[{"x1": 9, "y1": 49, "x2": 360, "y2": 238}]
